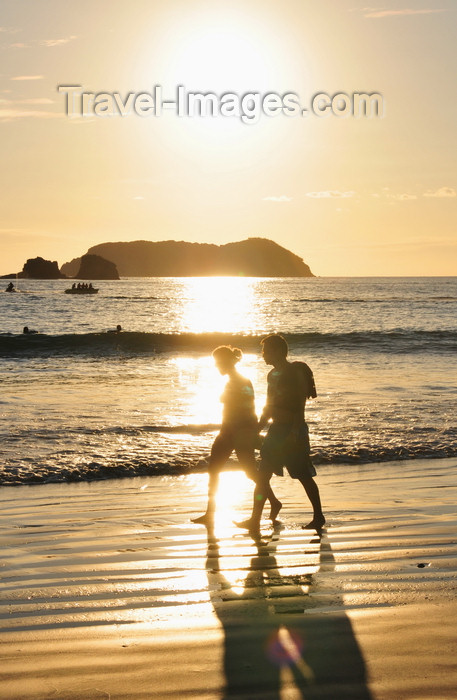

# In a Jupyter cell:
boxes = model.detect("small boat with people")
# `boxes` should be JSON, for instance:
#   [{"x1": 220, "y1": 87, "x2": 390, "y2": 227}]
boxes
[
  {"x1": 65, "y1": 282, "x2": 99, "y2": 295},
  {"x1": 5, "y1": 282, "x2": 17, "y2": 292}
]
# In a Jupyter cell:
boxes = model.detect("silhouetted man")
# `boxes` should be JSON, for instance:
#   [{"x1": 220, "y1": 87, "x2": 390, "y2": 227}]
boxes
[{"x1": 237, "y1": 334, "x2": 325, "y2": 533}]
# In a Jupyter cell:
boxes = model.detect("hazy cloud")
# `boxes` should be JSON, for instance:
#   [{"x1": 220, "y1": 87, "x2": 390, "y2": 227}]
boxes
[
  {"x1": 423, "y1": 187, "x2": 456, "y2": 198},
  {"x1": 263, "y1": 195, "x2": 293, "y2": 202},
  {"x1": 1, "y1": 98, "x2": 54, "y2": 105},
  {"x1": 306, "y1": 191, "x2": 355, "y2": 199},
  {"x1": 363, "y1": 8, "x2": 447, "y2": 19},
  {"x1": 40, "y1": 35, "x2": 77, "y2": 47},
  {"x1": 21, "y1": 98, "x2": 54, "y2": 105},
  {"x1": 309, "y1": 188, "x2": 455, "y2": 201},
  {"x1": 308, "y1": 236, "x2": 456, "y2": 251},
  {"x1": 11, "y1": 75, "x2": 44, "y2": 81},
  {"x1": 5, "y1": 35, "x2": 77, "y2": 49},
  {"x1": 0, "y1": 108, "x2": 61, "y2": 121},
  {"x1": 393, "y1": 193, "x2": 417, "y2": 201},
  {"x1": 119, "y1": 178, "x2": 167, "y2": 186},
  {"x1": 0, "y1": 228, "x2": 65, "y2": 239}
]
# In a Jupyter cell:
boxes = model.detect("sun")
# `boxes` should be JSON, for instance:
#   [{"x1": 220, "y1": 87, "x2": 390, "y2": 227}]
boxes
[
  {"x1": 162, "y1": 25, "x2": 271, "y2": 95},
  {"x1": 133, "y1": 7, "x2": 301, "y2": 153},
  {"x1": 141, "y1": 8, "x2": 286, "y2": 94}
]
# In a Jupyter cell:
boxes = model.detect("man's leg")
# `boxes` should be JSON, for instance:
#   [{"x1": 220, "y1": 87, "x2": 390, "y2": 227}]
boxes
[
  {"x1": 266, "y1": 483, "x2": 282, "y2": 522},
  {"x1": 238, "y1": 449, "x2": 282, "y2": 522},
  {"x1": 298, "y1": 476, "x2": 325, "y2": 530}
]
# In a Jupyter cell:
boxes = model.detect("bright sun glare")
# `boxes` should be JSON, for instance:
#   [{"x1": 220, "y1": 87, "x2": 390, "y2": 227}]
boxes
[
  {"x1": 180, "y1": 277, "x2": 258, "y2": 333},
  {"x1": 167, "y1": 276, "x2": 267, "y2": 424},
  {"x1": 136, "y1": 9, "x2": 299, "y2": 152},
  {"x1": 177, "y1": 29, "x2": 264, "y2": 89},
  {"x1": 171, "y1": 351, "x2": 263, "y2": 426},
  {"x1": 214, "y1": 470, "x2": 252, "y2": 523},
  {"x1": 151, "y1": 14, "x2": 280, "y2": 94}
]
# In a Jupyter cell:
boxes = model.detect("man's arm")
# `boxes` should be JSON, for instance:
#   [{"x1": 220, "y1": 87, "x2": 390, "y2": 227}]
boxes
[
  {"x1": 258, "y1": 407, "x2": 272, "y2": 431},
  {"x1": 258, "y1": 374, "x2": 274, "y2": 431},
  {"x1": 288, "y1": 366, "x2": 307, "y2": 438}
]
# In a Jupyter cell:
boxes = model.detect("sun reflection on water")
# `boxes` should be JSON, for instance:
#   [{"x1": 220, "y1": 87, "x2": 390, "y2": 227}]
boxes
[
  {"x1": 170, "y1": 356, "x2": 223, "y2": 425},
  {"x1": 214, "y1": 470, "x2": 253, "y2": 525},
  {"x1": 170, "y1": 353, "x2": 263, "y2": 425},
  {"x1": 178, "y1": 277, "x2": 259, "y2": 334}
]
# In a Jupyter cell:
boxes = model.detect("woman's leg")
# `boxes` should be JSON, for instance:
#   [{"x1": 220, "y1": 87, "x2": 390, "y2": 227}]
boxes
[
  {"x1": 191, "y1": 468, "x2": 220, "y2": 524},
  {"x1": 192, "y1": 433, "x2": 231, "y2": 524}
]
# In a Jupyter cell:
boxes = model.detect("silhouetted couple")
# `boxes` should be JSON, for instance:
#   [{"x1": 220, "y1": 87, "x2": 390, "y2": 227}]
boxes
[{"x1": 192, "y1": 334, "x2": 325, "y2": 533}]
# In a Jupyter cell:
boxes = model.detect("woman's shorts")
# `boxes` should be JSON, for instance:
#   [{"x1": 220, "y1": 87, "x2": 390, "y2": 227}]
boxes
[
  {"x1": 259, "y1": 422, "x2": 316, "y2": 479},
  {"x1": 210, "y1": 426, "x2": 260, "y2": 476}
]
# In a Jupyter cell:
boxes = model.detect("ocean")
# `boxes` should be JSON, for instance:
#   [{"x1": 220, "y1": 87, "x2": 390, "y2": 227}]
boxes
[{"x1": 1, "y1": 276, "x2": 456, "y2": 486}]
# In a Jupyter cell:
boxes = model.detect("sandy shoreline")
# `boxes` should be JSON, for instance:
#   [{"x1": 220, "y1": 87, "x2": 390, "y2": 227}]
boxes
[{"x1": 1, "y1": 458, "x2": 457, "y2": 699}]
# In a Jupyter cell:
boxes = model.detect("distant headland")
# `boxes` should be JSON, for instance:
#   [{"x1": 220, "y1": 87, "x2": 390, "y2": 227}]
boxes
[
  {"x1": 1, "y1": 238, "x2": 314, "y2": 279},
  {"x1": 1, "y1": 254, "x2": 119, "y2": 280},
  {"x1": 61, "y1": 238, "x2": 314, "y2": 278},
  {"x1": 1, "y1": 257, "x2": 67, "y2": 280}
]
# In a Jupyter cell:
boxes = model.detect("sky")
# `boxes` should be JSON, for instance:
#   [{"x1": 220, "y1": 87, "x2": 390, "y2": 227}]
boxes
[{"x1": 1, "y1": 0, "x2": 456, "y2": 277}]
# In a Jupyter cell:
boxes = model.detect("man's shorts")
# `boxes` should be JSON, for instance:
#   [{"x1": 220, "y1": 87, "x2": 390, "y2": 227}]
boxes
[{"x1": 260, "y1": 422, "x2": 316, "y2": 479}]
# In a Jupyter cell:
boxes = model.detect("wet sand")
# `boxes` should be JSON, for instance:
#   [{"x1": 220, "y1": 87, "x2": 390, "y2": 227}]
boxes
[{"x1": 1, "y1": 458, "x2": 456, "y2": 699}]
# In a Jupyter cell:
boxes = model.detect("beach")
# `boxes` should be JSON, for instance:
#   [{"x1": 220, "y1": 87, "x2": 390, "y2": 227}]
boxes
[{"x1": 1, "y1": 457, "x2": 456, "y2": 699}]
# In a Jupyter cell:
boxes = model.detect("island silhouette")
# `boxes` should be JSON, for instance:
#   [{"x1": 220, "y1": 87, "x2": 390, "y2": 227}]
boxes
[
  {"x1": 61, "y1": 237, "x2": 314, "y2": 278},
  {"x1": 1, "y1": 254, "x2": 119, "y2": 281}
]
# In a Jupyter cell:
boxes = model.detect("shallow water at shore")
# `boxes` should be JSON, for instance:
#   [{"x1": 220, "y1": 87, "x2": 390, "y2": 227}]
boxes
[{"x1": 1, "y1": 277, "x2": 456, "y2": 485}]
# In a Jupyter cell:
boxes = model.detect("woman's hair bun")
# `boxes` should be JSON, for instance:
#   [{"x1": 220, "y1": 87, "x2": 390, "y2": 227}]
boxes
[{"x1": 212, "y1": 345, "x2": 243, "y2": 363}]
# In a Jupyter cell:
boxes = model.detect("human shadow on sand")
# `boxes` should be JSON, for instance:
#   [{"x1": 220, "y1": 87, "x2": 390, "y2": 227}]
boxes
[{"x1": 204, "y1": 524, "x2": 373, "y2": 700}]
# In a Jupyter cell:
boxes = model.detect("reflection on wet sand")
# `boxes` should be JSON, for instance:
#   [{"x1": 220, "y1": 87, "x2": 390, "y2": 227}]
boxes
[
  {"x1": 2, "y1": 468, "x2": 457, "y2": 698},
  {"x1": 204, "y1": 523, "x2": 373, "y2": 699}
]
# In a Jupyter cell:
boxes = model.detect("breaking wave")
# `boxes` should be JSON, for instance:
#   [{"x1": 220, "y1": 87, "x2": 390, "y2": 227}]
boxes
[{"x1": 1, "y1": 329, "x2": 456, "y2": 357}]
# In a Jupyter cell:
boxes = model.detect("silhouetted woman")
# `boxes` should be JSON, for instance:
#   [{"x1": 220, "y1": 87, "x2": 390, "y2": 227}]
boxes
[{"x1": 192, "y1": 345, "x2": 282, "y2": 525}]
